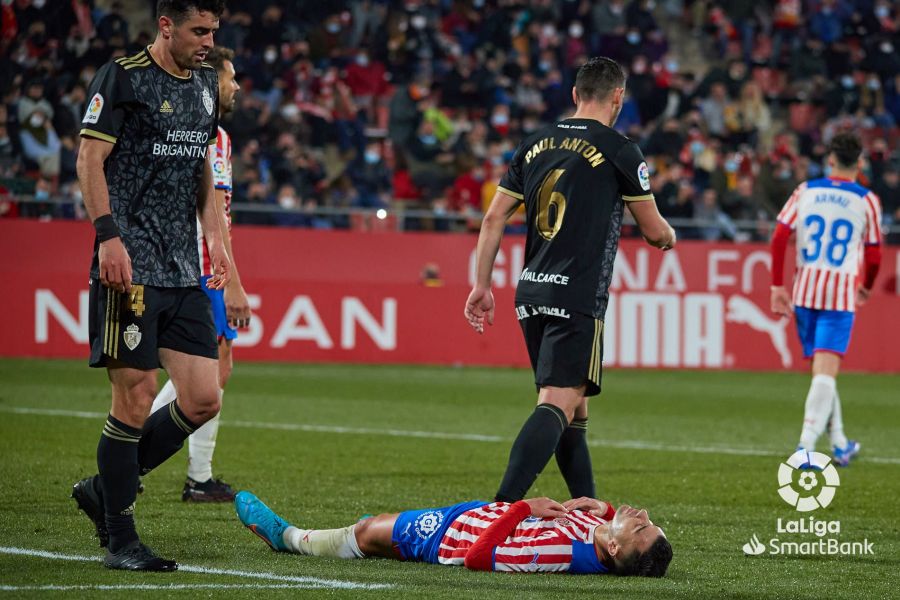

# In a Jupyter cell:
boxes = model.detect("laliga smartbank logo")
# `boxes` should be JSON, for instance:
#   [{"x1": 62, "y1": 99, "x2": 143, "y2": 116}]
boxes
[
  {"x1": 777, "y1": 449, "x2": 839, "y2": 512},
  {"x1": 741, "y1": 450, "x2": 874, "y2": 557}
]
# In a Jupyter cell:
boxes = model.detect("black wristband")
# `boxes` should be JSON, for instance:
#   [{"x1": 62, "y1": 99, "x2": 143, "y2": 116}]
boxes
[{"x1": 93, "y1": 214, "x2": 120, "y2": 242}]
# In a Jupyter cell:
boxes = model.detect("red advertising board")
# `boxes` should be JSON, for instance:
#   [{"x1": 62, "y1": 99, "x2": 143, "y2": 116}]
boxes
[{"x1": 1, "y1": 220, "x2": 897, "y2": 372}]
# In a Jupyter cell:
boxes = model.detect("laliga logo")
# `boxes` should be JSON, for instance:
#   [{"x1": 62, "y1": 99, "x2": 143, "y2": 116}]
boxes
[{"x1": 777, "y1": 450, "x2": 840, "y2": 512}]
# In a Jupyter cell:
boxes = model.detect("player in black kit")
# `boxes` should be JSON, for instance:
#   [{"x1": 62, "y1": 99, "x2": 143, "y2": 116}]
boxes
[
  {"x1": 465, "y1": 57, "x2": 676, "y2": 504},
  {"x1": 71, "y1": 0, "x2": 228, "y2": 572}
]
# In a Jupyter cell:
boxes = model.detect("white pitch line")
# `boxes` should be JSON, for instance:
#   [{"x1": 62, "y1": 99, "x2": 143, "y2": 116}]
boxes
[
  {"x1": 0, "y1": 547, "x2": 391, "y2": 590},
  {"x1": 0, "y1": 584, "x2": 358, "y2": 591},
  {"x1": 2, "y1": 405, "x2": 899, "y2": 465}
]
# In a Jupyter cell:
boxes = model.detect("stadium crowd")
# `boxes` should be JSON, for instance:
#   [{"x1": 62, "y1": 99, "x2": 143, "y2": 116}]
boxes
[{"x1": 1, "y1": 0, "x2": 898, "y2": 240}]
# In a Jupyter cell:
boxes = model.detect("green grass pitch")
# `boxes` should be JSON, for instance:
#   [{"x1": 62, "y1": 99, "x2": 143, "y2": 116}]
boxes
[{"x1": 0, "y1": 358, "x2": 897, "y2": 599}]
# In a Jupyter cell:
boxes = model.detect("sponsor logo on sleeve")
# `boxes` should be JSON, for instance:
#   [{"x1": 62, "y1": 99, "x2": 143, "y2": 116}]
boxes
[
  {"x1": 638, "y1": 162, "x2": 651, "y2": 191},
  {"x1": 82, "y1": 93, "x2": 104, "y2": 124}
]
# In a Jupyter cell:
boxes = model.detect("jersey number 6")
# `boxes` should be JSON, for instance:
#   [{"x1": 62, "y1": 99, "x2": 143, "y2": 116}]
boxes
[{"x1": 537, "y1": 168, "x2": 567, "y2": 241}]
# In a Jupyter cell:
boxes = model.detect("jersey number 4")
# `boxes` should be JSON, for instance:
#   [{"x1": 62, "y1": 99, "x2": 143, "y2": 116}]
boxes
[
  {"x1": 802, "y1": 215, "x2": 854, "y2": 267},
  {"x1": 537, "y1": 169, "x2": 567, "y2": 240}
]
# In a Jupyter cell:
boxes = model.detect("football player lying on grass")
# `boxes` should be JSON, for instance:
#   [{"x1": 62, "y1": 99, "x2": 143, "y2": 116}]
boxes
[{"x1": 235, "y1": 491, "x2": 672, "y2": 577}]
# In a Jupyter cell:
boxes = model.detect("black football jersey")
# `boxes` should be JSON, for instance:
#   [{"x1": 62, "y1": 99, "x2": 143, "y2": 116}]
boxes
[
  {"x1": 499, "y1": 118, "x2": 655, "y2": 319},
  {"x1": 81, "y1": 47, "x2": 219, "y2": 287}
]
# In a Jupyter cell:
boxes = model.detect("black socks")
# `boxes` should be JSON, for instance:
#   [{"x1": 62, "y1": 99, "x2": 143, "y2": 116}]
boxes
[
  {"x1": 555, "y1": 418, "x2": 595, "y2": 498},
  {"x1": 96, "y1": 402, "x2": 200, "y2": 553},
  {"x1": 138, "y1": 400, "x2": 198, "y2": 475},
  {"x1": 97, "y1": 415, "x2": 141, "y2": 553},
  {"x1": 495, "y1": 404, "x2": 568, "y2": 502}
]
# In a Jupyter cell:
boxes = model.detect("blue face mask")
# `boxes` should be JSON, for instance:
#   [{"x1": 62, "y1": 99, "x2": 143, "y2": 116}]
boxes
[
  {"x1": 690, "y1": 140, "x2": 705, "y2": 156},
  {"x1": 364, "y1": 151, "x2": 380, "y2": 164},
  {"x1": 35, "y1": 189, "x2": 50, "y2": 201},
  {"x1": 419, "y1": 134, "x2": 437, "y2": 145}
]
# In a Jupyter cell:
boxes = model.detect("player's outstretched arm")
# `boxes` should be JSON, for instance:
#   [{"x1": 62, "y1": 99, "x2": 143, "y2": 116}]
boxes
[
  {"x1": 77, "y1": 137, "x2": 132, "y2": 292},
  {"x1": 199, "y1": 147, "x2": 231, "y2": 290},
  {"x1": 465, "y1": 190, "x2": 522, "y2": 334},
  {"x1": 627, "y1": 200, "x2": 675, "y2": 251}
]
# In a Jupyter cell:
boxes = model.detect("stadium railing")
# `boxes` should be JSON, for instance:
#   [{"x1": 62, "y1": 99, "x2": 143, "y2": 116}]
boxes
[{"x1": 7, "y1": 193, "x2": 899, "y2": 239}]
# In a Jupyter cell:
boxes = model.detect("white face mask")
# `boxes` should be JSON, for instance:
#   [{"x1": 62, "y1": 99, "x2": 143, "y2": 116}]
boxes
[
  {"x1": 33, "y1": 0, "x2": 46, "y2": 8},
  {"x1": 264, "y1": 49, "x2": 277, "y2": 64},
  {"x1": 29, "y1": 113, "x2": 44, "y2": 128}
]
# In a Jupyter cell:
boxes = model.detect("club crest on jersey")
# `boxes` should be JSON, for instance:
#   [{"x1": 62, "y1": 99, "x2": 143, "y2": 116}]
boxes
[
  {"x1": 413, "y1": 511, "x2": 444, "y2": 539},
  {"x1": 638, "y1": 162, "x2": 651, "y2": 191},
  {"x1": 82, "y1": 93, "x2": 104, "y2": 124},
  {"x1": 202, "y1": 88, "x2": 214, "y2": 116},
  {"x1": 123, "y1": 324, "x2": 142, "y2": 351}
]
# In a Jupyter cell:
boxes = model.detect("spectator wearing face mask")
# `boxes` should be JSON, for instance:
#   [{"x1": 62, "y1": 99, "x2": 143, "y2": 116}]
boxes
[
  {"x1": 350, "y1": 142, "x2": 392, "y2": 209},
  {"x1": 271, "y1": 183, "x2": 307, "y2": 228},
  {"x1": 17, "y1": 79, "x2": 53, "y2": 126},
  {"x1": 343, "y1": 49, "x2": 389, "y2": 123},
  {"x1": 406, "y1": 119, "x2": 456, "y2": 197},
  {"x1": 825, "y1": 72, "x2": 862, "y2": 118},
  {"x1": 858, "y1": 73, "x2": 896, "y2": 128},
  {"x1": 19, "y1": 106, "x2": 60, "y2": 181},
  {"x1": 809, "y1": 0, "x2": 847, "y2": 45}
]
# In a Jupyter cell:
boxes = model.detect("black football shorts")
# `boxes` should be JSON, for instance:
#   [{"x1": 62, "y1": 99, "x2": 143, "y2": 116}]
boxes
[
  {"x1": 517, "y1": 304, "x2": 604, "y2": 396},
  {"x1": 89, "y1": 279, "x2": 217, "y2": 369}
]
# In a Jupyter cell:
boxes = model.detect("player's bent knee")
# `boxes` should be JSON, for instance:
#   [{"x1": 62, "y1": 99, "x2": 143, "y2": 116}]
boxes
[{"x1": 179, "y1": 391, "x2": 221, "y2": 424}]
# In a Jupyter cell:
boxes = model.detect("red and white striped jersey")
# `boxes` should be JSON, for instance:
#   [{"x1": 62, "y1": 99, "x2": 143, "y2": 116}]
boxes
[
  {"x1": 438, "y1": 502, "x2": 609, "y2": 573},
  {"x1": 198, "y1": 126, "x2": 233, "y2": 276},
  {"x1": 777, "y1": 177, "x2": 882, "y2": 312}
]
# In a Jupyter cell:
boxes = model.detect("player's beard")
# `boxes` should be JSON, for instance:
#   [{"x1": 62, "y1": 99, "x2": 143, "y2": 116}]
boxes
[
  {"x1": 221, "y1": 95, "x2": 236, "y2": 115},
  {"x1": 174, "y1": 46, "x2": 204, "y2": 71}
]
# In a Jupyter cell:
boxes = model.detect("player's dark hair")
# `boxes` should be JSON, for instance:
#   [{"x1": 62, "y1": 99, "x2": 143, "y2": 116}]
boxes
[
  {"x1": 157, "y1": 0, "x2": 225, "y2": 24},
  {"x1": 617, "y1": 535, "x2": 673, "y2": 578},
  {"x1": 205, "y1": 46, "x2": 234, "y2": 72},
  {"x1": 574, "y1": 57, "x2": 626, "y2": 103},
  {"x1": 828, "y1": 132, "x2": 863, "y2": 169}
]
